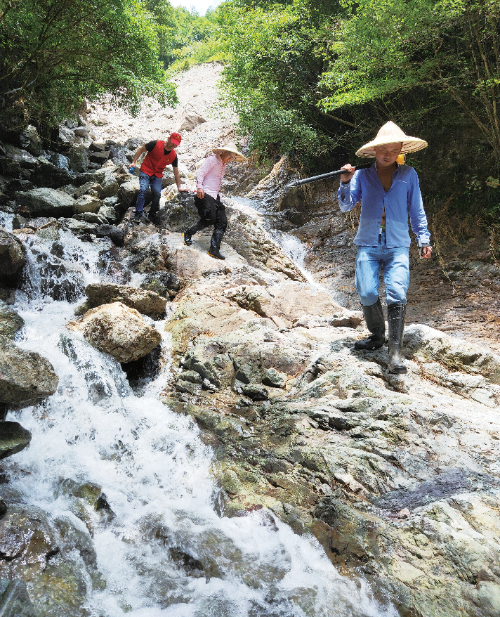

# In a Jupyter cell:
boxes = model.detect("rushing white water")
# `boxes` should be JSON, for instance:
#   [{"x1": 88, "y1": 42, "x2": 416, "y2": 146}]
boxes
[{"x1": 5, "y1": 229, "x2": 398, "y2": 616}]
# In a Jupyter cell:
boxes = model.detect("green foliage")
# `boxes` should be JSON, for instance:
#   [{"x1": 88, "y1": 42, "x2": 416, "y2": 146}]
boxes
[
  {"x1": 214, "y1": 0, "x2": 346, "y2": 160},
  {"x1": 143, "y1": 0, "x2": 213, "y2": 68},
  {"x1": 320, "y1": 0, "x2": 500, "y2": 162},
  {"x1": 0, "y1": 0, "x2": 177, "y2": 129}
]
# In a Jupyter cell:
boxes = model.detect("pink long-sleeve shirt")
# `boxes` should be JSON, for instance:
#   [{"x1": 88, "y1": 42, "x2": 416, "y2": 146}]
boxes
[{"x1": 196, "y1": 154, "x2": 226, "y2": 198}]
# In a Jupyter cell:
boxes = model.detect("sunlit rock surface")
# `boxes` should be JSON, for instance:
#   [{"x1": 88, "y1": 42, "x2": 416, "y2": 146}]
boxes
[
  {"x1": 68, "y1": 301, "x2": 161, "y2": 363},
  {"x1": 84, "y1": 282, "x2": 167, "y2": 317}
]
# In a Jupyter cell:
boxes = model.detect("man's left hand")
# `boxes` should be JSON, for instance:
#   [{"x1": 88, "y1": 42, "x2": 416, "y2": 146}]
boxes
[
  {"x1": 421, "y1": 246, "x2": 432, "y2": 259},
  {"x1": 178, "y1": 187, "x2": 190, "y2": 193}
]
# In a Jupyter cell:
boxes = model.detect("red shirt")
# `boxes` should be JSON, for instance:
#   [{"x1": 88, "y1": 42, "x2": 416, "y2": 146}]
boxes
[{"x1": 140, "y1": 141, "x2": 177, "y2": 178}]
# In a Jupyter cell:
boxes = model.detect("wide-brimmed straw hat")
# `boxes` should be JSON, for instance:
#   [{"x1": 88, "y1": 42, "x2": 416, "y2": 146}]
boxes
[
  {"x1": 356, "y1": 121, "x2": 428, "y2": 158},
  {"x1": 213, "y1": 142, "x2": 246, "y2": 162}
]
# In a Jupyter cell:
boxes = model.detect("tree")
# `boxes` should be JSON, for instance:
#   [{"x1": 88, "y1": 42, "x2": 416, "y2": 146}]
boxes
[
  {"x1": 0, "y1": 0, "x2": 178, "y2": 130},
  {"x1": 320, "y1": 0, "x2": 500, "y2": 164},
  {"x1": 214, "y1": 0, "x2": 347, "y2": 161},
  {"x1": 144, "y1": 0, "x2": 212, "y2": 68}
]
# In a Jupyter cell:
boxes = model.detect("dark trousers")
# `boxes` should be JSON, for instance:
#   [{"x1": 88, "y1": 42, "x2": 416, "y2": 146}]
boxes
[{"x1": 187, "y1": 194, "x2": 227, "y2": 249}]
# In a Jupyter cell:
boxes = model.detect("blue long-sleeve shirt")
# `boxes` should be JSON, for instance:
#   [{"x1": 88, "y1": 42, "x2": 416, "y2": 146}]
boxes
[{"x1": 337, "y1": 164, "x2": 430, "y2": 248}]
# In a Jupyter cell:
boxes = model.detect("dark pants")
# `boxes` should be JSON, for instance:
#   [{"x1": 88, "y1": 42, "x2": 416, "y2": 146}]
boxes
[{"x1": 187, "y1": 194, "x2": 227, "y2": 249}]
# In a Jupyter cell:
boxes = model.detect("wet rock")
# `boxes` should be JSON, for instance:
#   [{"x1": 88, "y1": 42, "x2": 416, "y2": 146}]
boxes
[
  {"x1": 0, "y1": 338, "x2": 58, "y2": 408},
  {"x1": 84, "y1": 283, "x2": 167, "y2": 317},
  {"x1": 0, "y1": 579, "x2": 38, "y2": 617},
  {"x1": 95, "y1": 224, "x2": 124, "y2": 246},
  {"x1": 141, "y1": 271, "x2": 180, "y2": 297},
  {"x1": 15, "y1": 188, "x2": 76, "y2": 218},
  {"x1": 0, "y1": 505, "x2": 90, "y2": 617},
  {"x1": 374, "y1": 469, "x2": 500, "y2": 512},
  {"x1": 31, "y1": 157, "x2": 74, "y2": 188},
  {"x1": 67, "y1": 301, "x2": 162, "y2": 362},
  {"x1": 0, "y1": 302, "x2": 23, "y2": 339},
  {"x1": 0, "y1": 422, "x2": 31, "y2": 460},
  {"x1": 59, "y1": 218, "x2": 99, "y2": 240},
  {"x1": 0, "y1": 229, "x2": 25, "y2": 285},
  {"x1": 67, "y1": 144, "x2": 89, "y2": 173}
]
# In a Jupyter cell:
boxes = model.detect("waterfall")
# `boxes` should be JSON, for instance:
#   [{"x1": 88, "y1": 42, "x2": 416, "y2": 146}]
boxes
[{"x1": 4, "y1": 229, "x2": 397, "y2": 617}]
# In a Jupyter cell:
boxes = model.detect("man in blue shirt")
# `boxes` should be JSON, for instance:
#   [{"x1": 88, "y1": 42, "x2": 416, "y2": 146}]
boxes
[{"x1": 338, "y1": 121, "x2": 432, "y2": 374}]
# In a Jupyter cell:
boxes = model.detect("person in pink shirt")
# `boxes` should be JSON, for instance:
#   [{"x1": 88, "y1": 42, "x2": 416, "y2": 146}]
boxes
[{"x1": 183, "y1": 143, "x2": 246, "y2": 260}]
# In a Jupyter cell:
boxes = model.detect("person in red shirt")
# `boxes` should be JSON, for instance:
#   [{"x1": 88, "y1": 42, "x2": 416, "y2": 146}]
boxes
[{"x1": 129, "y1": 132, "x2": 189, "y2": 224}]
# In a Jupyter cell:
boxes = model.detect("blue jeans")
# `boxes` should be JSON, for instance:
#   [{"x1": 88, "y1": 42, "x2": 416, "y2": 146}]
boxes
[
  {"x1": 355, "y1": 231, "x2": 410, "y2": 306},
  {"x1": 135, "y1": 172, "x2": 162, "y2": 214}
]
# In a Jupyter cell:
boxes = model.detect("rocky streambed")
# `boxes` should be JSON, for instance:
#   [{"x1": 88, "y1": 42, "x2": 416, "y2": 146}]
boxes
[{"x1": 0, "y1": 63, "x2": 499, "y2": 617}]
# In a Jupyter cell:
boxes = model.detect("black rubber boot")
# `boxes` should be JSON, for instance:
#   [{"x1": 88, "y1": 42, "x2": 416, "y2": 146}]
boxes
[
  {"x1": 387, "y1": 302, "x2": 407, "y2": 374},
  {"x1": 207, "y1": 229, "x2": 225, "y2": 260},
  {"x1": 183, "y1": 230, "x2": 193, "y2": 246},
  {"x1": 354, "y1": 299, "x2": 385, "y2": 350},
  {"x1": 148, "y1": 205, "x2": 159, "y2": 224},
  {"x1": 134, "y1": 211, "x2": 149, "y2": 224}
]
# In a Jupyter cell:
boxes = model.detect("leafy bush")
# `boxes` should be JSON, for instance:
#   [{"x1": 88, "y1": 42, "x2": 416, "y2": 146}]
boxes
[{"x1": 0, "y1": 0, "x2": 177, "y2": 129}]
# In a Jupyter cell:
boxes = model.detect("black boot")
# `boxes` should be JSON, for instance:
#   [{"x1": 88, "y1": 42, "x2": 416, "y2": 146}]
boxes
[
  {"x1": 354, "y1": 299, "x2": 385, "y2": 350},
  {"x1": 387, "y1": 303, "x2": 407, "y2": 374},
  {"x1": 148, "y1": 205, "x2": 159, "y2": 224},
  {"x1": 183, "y1": 230, "x2": 193, "y2": 246},
  {"x1": 207, "y1": 229, "x2": 225, "y2": 260}
]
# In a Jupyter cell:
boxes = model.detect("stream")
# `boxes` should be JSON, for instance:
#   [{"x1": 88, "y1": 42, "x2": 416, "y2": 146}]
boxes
[{"x1": 3, "y1": 215, "x2": 398, "y2": 616}]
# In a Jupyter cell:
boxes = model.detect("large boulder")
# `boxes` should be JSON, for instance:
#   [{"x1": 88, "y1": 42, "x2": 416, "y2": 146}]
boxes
[
  {"x1": 19, "y1": 124, "x2": 42, "y2": 157},
  {"x1": 94, "y1": 169, "x2": 119, "y2": 198},
  {"x1": 405, "y1": 324, "x2": 500, "y2": 383},
  {"x1": 0, "y1": 144, "x2": 38, "y2": 176},
  {"x1": 84, "y1": 283, "x2": 167, "y2": 317},
  {"x1": 74, "y1": 195, "x2": 102, "y2": 214},
  {"x1": 0, "y1": 505, "x2": 91, "y2": 616},
  {"x1": 15, "y1": 188, "x2": 76, "y2": 218},
  {"x1": 0, "y1": 229, "x2": 25, "y2": 285},
  {"x1": 67, "y1": 302, "x2": 161, "y2": 362},
  {"x1": 177, "y1": 104, "x2": 207, "y2": 132},
  {"x1": 0, "y1": 421, "x2": 31, "y2": 460},
  {"x1": 0, "y1": 302, "x2": 24, "y2": 339},
  {"x1": 31, "y1": 157, "x2": 74, "y2": 188},
  {"x1": 0, "y1": 338, "x2": 58, "y2": 408},
  {"x1": 67, "y1": 144, "x2": 90, "y2": 172},
  {"x1": 225, "y1": 282, "x2": 361, "y2": 329},
  {"x1": 118, "y1": 178, "x2": 139, "y2": 208}
]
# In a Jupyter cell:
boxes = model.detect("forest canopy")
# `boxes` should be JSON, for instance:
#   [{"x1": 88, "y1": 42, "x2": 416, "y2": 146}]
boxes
[
  {"x1": 0, "y1": 0, "x2": 498, "y2": 219},
  {"x1": 0, "y1": 0, "x2": 178, "y2": 129}
]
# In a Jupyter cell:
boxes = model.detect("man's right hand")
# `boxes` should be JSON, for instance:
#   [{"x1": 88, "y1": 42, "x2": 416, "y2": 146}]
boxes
[
  {"x1": 196, "y1": 188, "x2": 204, "y2": 199},
  {"x1": 340, "y1": 164, "x2": 356, "y2": 183}
]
